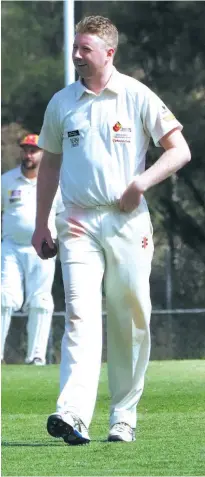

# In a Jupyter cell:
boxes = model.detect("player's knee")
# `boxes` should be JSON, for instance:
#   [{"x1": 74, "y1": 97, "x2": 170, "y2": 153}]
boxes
[
  {"x1": 29, "y1": 293, "x2": 54, "y2": 312},
  {"x1": 1, "y1": 290, "x2": 23, "y2": 311}
]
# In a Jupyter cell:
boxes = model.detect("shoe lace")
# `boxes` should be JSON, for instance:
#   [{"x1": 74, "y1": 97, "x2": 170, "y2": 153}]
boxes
[
  {"x1": 79, "y1": 420, "x2": 88, "y2": 432},
  {"x1": 64, "y1": 412, "x2": 87, "y2": 432},
  {"x1": 113, "y1": 422, "x2": 133, "y2": 434}
]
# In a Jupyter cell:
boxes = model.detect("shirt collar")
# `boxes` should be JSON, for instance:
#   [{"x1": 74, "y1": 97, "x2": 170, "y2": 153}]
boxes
[
  {"x1": 15, "y1": 166, "x2": 36, "y2": 183},
  {"x1": 15, "y1": 166, "x2": 24, "y2": 179},
  {"x1": 105, "y1": 67, "x2": 122, "y2": 94},
  {"x1": 75, "y1": 80, "x2": 88, "y2": 100},
  {"x1": 75, "y1": 67, "x2": 121, "y2": 100}
]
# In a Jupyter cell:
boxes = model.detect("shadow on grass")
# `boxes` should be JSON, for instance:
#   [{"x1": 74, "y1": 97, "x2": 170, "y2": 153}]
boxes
[
  {"x1": 2, "y1": 441, "x2": 64, "y2": 447},
  {"x1": 2, "y1": 439, "x2": 108, "y2": 447}
]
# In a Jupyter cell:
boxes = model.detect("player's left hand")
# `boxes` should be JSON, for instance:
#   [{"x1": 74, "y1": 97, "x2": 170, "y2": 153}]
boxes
[{"x1": 119, "y1": 177, "x2": 144, "y2": 213}]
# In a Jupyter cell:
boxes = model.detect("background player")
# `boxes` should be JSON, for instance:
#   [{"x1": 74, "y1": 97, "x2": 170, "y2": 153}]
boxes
[{"x1": 1, "y1": 134, "x2": 64, "y2": 365}]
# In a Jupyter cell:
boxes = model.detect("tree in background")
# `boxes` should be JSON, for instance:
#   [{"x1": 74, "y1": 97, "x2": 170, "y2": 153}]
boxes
[
  {"x1": 2, "y1": 1, "x2": 64, "y2": 131},
  {"x1": 2, "y1": 0, "x2": 205, "y2": 309}
]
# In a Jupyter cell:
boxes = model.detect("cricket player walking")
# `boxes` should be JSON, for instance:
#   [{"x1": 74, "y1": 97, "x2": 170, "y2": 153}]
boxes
[
  {"x1": 1, "y1": 134, "x2": 64, "y2": 365},
  {"x1": 32, "y1": 16, "x2": 191, "y2": 443}
]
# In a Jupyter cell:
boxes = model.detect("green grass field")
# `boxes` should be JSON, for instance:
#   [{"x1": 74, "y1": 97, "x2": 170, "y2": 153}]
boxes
[{"x1": 1, "y1": 361, "x2": 205, "y2": 476}]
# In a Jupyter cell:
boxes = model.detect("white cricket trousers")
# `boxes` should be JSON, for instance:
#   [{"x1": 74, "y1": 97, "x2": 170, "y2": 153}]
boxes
[
  {"x1": 56, "y1": 201, "x2": 154, "y2": 429},
  {"x1": 1, "y1": 239, "x2": 55, "y2": 362}
]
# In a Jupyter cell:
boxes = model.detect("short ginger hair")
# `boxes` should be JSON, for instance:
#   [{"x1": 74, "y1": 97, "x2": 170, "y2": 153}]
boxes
[{"x1": 75, "y1": 15, "x2": 119, "y2": 51}]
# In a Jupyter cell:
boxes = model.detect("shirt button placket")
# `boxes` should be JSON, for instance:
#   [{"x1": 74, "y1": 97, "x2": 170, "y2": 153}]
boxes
[{"x1": 90, "y1": 97, "x2": 101, "y2": 130}]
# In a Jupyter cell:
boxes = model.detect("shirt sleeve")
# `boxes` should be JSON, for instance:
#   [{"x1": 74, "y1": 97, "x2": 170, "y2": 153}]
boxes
[
  {"x1": 38, "y1": 94, "x2": 63, "y2": 153},
  {"x1": 141, "y1": 88, "x2": 183, "y2": 147}
]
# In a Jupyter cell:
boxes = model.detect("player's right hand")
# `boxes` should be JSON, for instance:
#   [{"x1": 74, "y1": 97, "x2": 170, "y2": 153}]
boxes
[{"x1": 32, "y1": 226, "x2": 54, "y2": 259}]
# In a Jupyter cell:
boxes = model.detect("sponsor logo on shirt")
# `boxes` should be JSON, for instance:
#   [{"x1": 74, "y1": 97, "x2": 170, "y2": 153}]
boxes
[
  {"x1": 8, "y1": 190, "x2": 21, "y2": 203},
  {"x1": 112, "y1": 122, "x2": 132, "y2": 143},
  {"x1": 67, "y1": 130, "x2": 80, "y2": 147},
  {"x1": 161, "y1": 104, "x2": 176, "y2": 122},
  {"x1": 113, "y1": 122, "x2": 122, "y2": 132},
  {"x1": 163, "y1": 113, "x2": 176, "y2": 122}
]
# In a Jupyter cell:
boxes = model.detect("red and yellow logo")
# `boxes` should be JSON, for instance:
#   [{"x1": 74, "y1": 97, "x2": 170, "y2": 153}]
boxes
[{"x1": 113, "y1": 122, "x2": 122, "y2": 132}]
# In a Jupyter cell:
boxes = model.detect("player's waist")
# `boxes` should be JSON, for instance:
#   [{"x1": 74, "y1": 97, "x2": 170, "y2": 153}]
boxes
[
  {"x1": 64, "y1": 201, "x2": 119, "y2": 211},
  {"x1": 63, "y1": 196, "x2": 148, "y2": 213}
]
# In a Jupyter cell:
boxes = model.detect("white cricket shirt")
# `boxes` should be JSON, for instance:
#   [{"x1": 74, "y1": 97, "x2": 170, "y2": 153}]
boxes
[
  {"x1": 1, "y1": 166, "x2": 64, "y2": 245},
  {"x1": 38, "y1": 68, "x2": 182, "y2": 208}
]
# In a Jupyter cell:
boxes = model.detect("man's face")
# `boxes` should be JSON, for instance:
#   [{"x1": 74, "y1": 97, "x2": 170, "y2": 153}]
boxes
[
  {"x1": 20, "y1": 145, "x2": 43, "y2": 170},
  {"x1": 72, "y1": 33, "x2": 113, "y2": 79}
]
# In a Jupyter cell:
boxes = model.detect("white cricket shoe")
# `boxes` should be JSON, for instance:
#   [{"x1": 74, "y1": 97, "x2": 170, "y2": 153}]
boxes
[
  {"x1": 108, "y1": 422, "x2": 136, "y2": 442},
  {"x1": 26, "y1": 358, "x2": 45, "y2": 366},
  {"x1": 33, "y1": 358, "x2": 45, "y2": 366},
  {"x1": 47, "y1": 412, "x2": 90, "y2": 445}
]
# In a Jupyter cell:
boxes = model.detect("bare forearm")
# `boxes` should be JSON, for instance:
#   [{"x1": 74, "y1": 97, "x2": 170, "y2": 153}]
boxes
[
  {"x1": 138, "y1": 145, "x2": 191, "y2": 193},
  {"x1": 36, "y1": 151, "x2": 62, "y2": 227},
  {"x1": 119, "y1": 129, "x2": 191, "y2": 213}
]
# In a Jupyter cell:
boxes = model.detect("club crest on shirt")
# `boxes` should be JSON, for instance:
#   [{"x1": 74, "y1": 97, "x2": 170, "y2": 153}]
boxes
[
  {"x1": 8, "y1": 189, "x2": 21, "y2": 203},
  {"x1": 112, "y1": 121, "x2": 132, "y2": 143},
  {"x1": 67, "y1": 130, "x2": 80, "y2": 147}
]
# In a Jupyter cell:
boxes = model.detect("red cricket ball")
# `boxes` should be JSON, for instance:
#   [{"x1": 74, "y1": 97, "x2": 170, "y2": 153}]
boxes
[{"x1": 41, "y1": 240, "x2": 58, "y2": 259}]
